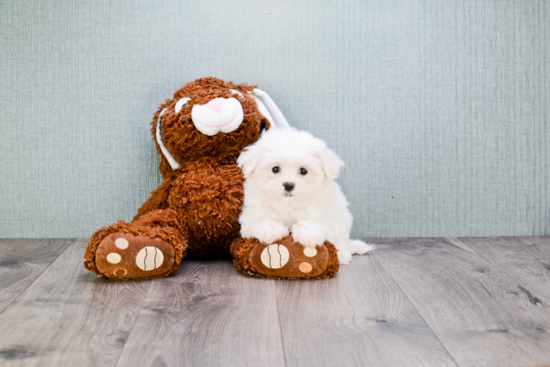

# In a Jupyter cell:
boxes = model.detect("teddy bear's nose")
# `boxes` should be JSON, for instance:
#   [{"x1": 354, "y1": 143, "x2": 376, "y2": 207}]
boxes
[{"x1": 207, "y1": 98, "x2": 226, "y2": 113}]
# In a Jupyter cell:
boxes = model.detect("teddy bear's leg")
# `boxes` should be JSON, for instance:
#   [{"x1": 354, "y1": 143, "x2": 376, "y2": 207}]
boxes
[
  {"x1": 230, "y1": 235, "x2": 340, "y2": 280},
  {"x1": 84, "y1": 209, "x2": 189, "y2": 279}
]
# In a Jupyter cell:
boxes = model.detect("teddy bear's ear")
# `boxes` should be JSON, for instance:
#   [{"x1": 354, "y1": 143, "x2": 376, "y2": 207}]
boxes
[
  {"x1": 249, "y1": 89, "x2": 291, "y2": 129},
  {"x1": 155, "y1": 108, "x2": 182, "y2": 170},
  {"x1": 237, "y1": 143, "x2": 266, "y2": 179}
]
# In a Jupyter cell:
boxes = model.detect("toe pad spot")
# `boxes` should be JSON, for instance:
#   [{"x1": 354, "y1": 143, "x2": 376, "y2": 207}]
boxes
[
  {"x1": 114, "y1": 268, "x2": 127, "y2": 277},
  {"x1": 115, "y1": 238, "x2": 129, "y2": 249},
  {"x1": 299, "y1": 262, "x2": 313, "y2": 273},
  {"x1": 106, "y1": 253, "x2": 122, "y2": 264},
  {"x1": 303, "y1": 247, "x2": 317, "y2": 257}
]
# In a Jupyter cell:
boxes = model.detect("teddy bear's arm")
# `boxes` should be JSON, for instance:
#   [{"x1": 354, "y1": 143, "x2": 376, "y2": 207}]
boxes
[{"x1": 131, "y1": 179, "x2": 173, "y2": 222}]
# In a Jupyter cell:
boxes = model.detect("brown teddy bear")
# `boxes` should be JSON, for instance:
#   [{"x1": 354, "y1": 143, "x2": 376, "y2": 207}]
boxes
[{"x1": 83, "y1": 77, "x2": 339, "y2": 280}]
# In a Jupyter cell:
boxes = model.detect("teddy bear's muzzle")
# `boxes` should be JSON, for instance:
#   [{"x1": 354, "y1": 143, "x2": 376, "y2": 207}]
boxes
[{"x1": 191, "y1": 97, "x2": 244, "y2": 136}]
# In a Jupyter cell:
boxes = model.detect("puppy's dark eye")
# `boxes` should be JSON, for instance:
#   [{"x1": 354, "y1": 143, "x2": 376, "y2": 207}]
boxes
[
  {"x1": 272, "y1": 166, "x2": 280, "y2": 173},
  {"x1": 299, "y1": 168, "x2": 308, "y2": 175}
]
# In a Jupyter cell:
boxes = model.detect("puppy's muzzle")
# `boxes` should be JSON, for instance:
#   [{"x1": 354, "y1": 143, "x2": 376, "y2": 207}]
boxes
[{"x1": 283, "y1": 182, "x2": 295, "y2": 192}]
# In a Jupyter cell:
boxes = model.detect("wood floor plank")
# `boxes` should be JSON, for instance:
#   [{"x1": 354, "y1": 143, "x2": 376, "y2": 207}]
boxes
[
  {"x1": 516, "y1": 236, "x2": 550, "y2": 270},
  {"x1": 0, "y1": 239, "x2": 152, "y2": 367},
  {"x1": 0, "y1": 239, "x2": 74, "y2": 314},
  {"x1": 374, "y1": 237, "x2": 550, "y2": 367},
  {"x1": 116, "y1": 259, "x2": 286, "y2": 367},
  {"x1": 456, "y1": 237, "x2": 550, "y2": 304},
  {"x1": 275, "y1": 252, "x2": 457, "y2": 367}
]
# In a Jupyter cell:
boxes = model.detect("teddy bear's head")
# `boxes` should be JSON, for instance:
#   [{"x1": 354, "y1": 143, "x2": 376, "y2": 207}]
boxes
[{"x1": 152, "y1": 77, "x2": 288, "y2": 177}]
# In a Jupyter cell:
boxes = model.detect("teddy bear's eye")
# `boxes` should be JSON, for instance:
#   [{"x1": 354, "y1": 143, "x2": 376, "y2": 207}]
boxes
[
  {"x1": 299, "y1": 168, "x2": 308, "y2": 175},
  {"x1": 230, "y1": 89, "x2": 243, "y2": 98},
  {"x1": 272, "y1": 166, "x2": 280, "y2": 173},
  {"x1": 175, "y1": 97, "x2": 190, "y2": 113}
]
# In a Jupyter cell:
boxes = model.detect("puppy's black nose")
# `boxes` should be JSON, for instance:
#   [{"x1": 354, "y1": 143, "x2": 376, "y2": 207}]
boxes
[{"x1": 283, "y1": 182, "x2": 295, "y2": 192}]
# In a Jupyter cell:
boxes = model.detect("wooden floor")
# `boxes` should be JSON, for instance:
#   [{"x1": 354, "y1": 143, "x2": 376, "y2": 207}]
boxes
[{"x1": 0, "y1": 237, "x2": 549, "y2": 367}]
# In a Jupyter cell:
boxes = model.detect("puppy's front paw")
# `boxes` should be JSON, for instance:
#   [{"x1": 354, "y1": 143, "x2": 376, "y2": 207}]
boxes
[
  {"x1": 252, "y1": 221, "x2": 290, "y2": 244},
  {"x1": 291, "y1": 220, "x2": 327, "y2": 248}
]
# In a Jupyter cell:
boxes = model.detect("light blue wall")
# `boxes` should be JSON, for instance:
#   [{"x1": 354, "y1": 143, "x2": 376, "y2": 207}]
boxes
[{"x1": 1, "y1": 0, "x2": 549, "y2": 238}]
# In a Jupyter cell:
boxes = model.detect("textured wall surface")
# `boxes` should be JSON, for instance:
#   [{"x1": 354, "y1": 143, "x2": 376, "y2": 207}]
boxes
[{"x1": 1, "y1": 0, "x2": 549, "y2": 238}]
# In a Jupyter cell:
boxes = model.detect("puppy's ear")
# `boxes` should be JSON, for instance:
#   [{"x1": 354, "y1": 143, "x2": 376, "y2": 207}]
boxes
[
  {"x1": 237, "y1": 144, "x2": 265, "y2": 179},
  {"x1": 317, "y1": 147, "x2": 344, "y2": 180}
]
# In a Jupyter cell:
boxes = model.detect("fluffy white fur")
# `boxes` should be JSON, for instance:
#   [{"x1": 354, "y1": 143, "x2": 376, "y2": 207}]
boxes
[{"x1": 237, "y1": 128, "x2": 375, "y2": 264}]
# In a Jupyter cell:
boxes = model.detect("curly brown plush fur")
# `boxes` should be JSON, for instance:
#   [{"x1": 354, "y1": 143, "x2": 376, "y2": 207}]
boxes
[{"x1": 84, "y1": 77, "x2": 269, "y2": 279}]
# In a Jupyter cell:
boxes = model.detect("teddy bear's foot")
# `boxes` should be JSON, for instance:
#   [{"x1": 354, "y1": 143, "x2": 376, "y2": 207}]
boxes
[
  {"x1": 231, "y1": 235, "x2": 339, "y2": 279},
  {"x1": 84, "y1": 213, "x2": 188, "y2": 280},
  {"x1": 93, "y1": 232, "x2": 176, "y2": 279}
]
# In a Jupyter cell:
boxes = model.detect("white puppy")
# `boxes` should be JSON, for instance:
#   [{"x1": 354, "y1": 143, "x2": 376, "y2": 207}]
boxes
[{"x1": 237, "y1": 128, "x2": 375, "y2": 264}]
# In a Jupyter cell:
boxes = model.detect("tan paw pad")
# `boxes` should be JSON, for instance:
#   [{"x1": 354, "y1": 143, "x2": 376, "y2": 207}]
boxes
[
  {"x1": 303, "y1": 247, "x2": 317, "y2": 257},
  {"x1": 136, "y1": 246, "x2": 164, "y2": 271},
  {"x1": 115, "y1": 238, "x2": 129, "y2": 249},
  {"x1": 261, "y1": 244, "x2": 290, "y2": 269},
  {"x1": 299, "y1": 262, "x2": 313, "y2": 273},
  {"x1": 106, "y1": 253, "x2": 122, "y2": 264}
]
